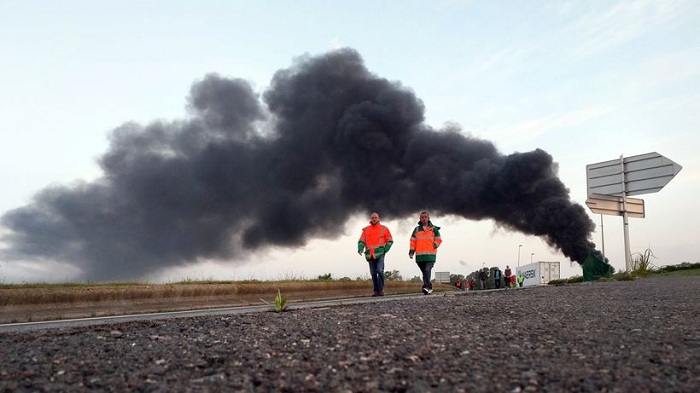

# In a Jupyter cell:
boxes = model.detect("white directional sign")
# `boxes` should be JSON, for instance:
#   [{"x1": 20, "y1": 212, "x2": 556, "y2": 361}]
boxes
[
  {"x1": 586, "y1": 194, "x2": 645, "y2": 218},
  {"x1": 585, "y1": 152, "x2": 682, "y2": 272},
  {"x1": 586, "y1": 152, "x2": 682, "y2": 197}
]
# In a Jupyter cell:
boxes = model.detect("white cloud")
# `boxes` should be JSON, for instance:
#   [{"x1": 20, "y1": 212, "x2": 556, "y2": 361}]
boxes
[
  {"x1": 483, "y1": 105, "x2": 612, "y2": 143},
  {"x1": 567, "y1": 0, "x2": 691, "y2": 59}
]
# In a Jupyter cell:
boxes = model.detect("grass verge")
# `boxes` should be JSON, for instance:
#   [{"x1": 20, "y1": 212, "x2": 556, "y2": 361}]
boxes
[
  {"x1": 548, "y1": 262, "x2": 700, "y2": 285},
  {"x1": 0, "y1": 280, "x2": 446, "y2": 324}
]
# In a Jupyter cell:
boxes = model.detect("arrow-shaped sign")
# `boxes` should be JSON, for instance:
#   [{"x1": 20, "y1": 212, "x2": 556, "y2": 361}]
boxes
[
  {"x1": 586, "y1": 152, "x2": 682, "y2": 197},
  {"x1": 586, "y1": 194, "x2": 645, "y2": 218}
]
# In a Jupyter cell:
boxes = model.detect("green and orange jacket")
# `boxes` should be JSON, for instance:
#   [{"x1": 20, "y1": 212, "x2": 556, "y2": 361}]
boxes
[
  {"x1": 409, "y1": 221, "x2": 442, "y2": 263},
  {"x1": 358, "y1": 223, "x2": 393, "y2": 260}
]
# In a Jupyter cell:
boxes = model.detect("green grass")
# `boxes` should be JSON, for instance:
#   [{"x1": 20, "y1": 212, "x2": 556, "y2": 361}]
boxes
[
  {"x1": 550, "y1": 261, "x2": 700, "y2": 285},
  {"x1": 626, "y1": 258, "x2": 699, "y2": 279},
  {"x1": 548, "y1": 275, "x2": 584, "y2": 285},
  {"x1": 653, "y1": 267, "x2": 700, "y2": 277}
]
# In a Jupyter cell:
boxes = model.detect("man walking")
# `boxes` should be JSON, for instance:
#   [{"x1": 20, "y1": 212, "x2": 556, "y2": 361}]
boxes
[
  {"x1": 504, "y1": 265, "x2": 512, "y2": 290},
  {"x1": 358, "y1": 212, "x2": 393, "y2": 297},
  {"x1": 478, "y1": 268, "x2": 488, "y2": 290},
  {"x1": 409, "y1": 211, "x2": 442, "y2": 295}
]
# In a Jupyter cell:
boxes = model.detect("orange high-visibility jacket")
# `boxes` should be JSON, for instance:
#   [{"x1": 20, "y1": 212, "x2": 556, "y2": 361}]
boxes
[
  {"x1": 358, "y1": 224, "x2": 393, "y2": 260},
  {"x1": 409, "y1": 222, "x2": 442, "y2": 263}
]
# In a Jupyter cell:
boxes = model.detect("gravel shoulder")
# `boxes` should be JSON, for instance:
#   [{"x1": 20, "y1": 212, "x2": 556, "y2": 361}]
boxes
[{"x1": 1, "y1": 276, "x2": 699, "y2": 392}]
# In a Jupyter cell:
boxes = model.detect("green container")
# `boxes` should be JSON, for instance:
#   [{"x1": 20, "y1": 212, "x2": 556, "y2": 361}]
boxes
[{"x1": 582, "y1": 253, "x2": 612, "y2": 281}]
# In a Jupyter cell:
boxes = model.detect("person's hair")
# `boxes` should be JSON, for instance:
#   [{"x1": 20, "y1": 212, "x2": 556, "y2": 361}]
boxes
[{"x1": 420, "y1": 211, "x2": 429, "y2": 216}]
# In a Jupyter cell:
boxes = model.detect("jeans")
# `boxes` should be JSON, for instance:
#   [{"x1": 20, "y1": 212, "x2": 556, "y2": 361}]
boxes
[
  {"x1": 368, "y1": 255, "x2": 385, "y2": 293},
  {"x1": 417, "y1": 261, "x2": 434, "y2": 289}
]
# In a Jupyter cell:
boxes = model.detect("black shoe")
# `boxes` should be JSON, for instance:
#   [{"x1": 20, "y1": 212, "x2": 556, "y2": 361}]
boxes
[{"x1": 422, "y1": 287, "x2": 429, "y2": 295}]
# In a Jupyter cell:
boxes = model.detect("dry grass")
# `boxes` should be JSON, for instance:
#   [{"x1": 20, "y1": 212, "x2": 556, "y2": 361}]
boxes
[
  {"x1": 0, "y1": 280, "x2": 435, "y2": 323},
  {"x1": 0, "y1": 280, "x2": 401, "y2": 306}
]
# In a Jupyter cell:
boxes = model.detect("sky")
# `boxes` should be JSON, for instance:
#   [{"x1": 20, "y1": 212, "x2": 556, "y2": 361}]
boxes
[{"x1": 1, "y1": 0, "x2": 698, "y2": 284}]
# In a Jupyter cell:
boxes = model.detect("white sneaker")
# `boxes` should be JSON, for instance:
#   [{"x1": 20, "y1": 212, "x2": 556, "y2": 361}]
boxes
[{"x1": 426, "y1": 288, "x2": 433, "y2": 294}]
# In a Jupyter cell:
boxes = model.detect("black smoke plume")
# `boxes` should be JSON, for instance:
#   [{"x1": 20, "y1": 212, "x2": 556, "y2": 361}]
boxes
[{"x1": 0, "y1": 48, "x2": 597, "y2": 281}]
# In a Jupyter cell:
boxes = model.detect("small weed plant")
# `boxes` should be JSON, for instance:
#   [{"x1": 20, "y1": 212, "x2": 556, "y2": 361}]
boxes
[
  {"x1": 609, "y1": 248, "x2": 657, "y2": 281},
  {"x1": 631, "y1": 248, "x2": 656, "y2": 277},
  {"x1": 261, "y1": 288, "x2": 288, "y2": 312}
]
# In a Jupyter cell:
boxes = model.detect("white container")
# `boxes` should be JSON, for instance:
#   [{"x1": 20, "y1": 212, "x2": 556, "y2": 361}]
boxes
[
  {"x1": 515, "y1": 261, "x2": 560, "y2": 286},
  {"x1": 434, "y1": 271, "x2": 451, "y2": 283}
]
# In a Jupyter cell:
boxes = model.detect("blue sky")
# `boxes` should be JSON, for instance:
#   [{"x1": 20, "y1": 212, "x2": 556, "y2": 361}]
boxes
[{"x1": 1, "y1": 0, "x2": 698, "y2": 283}]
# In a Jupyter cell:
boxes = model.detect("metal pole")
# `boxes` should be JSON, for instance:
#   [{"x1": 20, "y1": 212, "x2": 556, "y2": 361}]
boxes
[
  {"x1": 530, "y1": 253, "x2": 534, "y2": 264},
  {"x1": 517, "y1": 244, "x2": 522, "y2": 267},
  {"x1": 600, "y1": 214, "x2": 606, "y2": 263},
  {"x1": 620, "y1": 155, "x2": 632, "y2": 271}
]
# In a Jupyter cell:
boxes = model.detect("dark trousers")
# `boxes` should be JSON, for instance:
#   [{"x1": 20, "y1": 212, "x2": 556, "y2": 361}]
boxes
[
  {"x1": 417, "y1": 261, "x2": 434, "y2": 289},
  {"x1": 368, "y1": 255, "x2": 385, "y2": 293}
]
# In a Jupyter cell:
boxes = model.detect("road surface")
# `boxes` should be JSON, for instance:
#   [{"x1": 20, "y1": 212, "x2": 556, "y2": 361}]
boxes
[{"x1": 1, "y1": 276, "x2": 698, "y2": 392}]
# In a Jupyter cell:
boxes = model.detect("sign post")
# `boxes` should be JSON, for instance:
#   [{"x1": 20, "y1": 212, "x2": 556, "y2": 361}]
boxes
[
  {"x1": 619, "y1": 156, "x2": 632, "y2": 271},
  {"x1": 586, "y1": 194, "x2": 645, "y2": 266},
  {"x1": 586, "y1": 152, "x2": 682, "y2": 271}
]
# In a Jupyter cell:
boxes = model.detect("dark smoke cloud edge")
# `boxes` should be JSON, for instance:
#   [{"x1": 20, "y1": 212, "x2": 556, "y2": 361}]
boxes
[{"x1": 0, "y1": 48, "x2": 598, "y2": 281}]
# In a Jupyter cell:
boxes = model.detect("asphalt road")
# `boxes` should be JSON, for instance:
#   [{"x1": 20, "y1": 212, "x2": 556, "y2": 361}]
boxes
[
  {"x1": 0, "y1": 294, "x2": 424, "y2": 333},
  {"x1": 1, "y1": 276, "x2": 698, "y2": 392}
]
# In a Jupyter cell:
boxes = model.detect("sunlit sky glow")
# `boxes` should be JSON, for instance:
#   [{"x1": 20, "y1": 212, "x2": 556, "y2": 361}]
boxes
[{"x1": 1, "y1": 0, "x2": 698, "y2": 283}]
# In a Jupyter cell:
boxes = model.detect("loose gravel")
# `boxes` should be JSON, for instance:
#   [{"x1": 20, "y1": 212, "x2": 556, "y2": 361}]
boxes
[{"x1": 1, "y1": 276, "x2": 699, "y2": 392}]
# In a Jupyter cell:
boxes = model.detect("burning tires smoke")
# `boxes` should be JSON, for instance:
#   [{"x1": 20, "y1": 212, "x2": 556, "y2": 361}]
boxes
[{"x1": 0, "y1": 48, "x2": 598, "y2": 281}]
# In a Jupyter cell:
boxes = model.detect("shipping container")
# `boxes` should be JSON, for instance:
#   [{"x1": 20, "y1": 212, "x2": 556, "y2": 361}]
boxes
[
  {"x1": 515, "y1": 261, "x2": 560, "y2": 286},
  {"x1": 434, "y1": 271, "x2": 451, "y2": 283}
]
